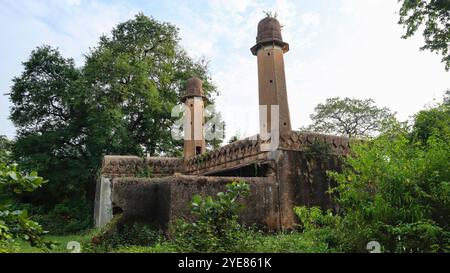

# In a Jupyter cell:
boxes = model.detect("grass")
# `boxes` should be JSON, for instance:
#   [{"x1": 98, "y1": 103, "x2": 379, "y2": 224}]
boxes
[
  {"x1": 3, "y1": 233, "x2": 92, "y2": 253},
  {"x1": 3, "y1": 229, "x2": 332, "y2": 253},
  {"x1": 113, "y1": 231, "x2": 332, "y2": 253}
]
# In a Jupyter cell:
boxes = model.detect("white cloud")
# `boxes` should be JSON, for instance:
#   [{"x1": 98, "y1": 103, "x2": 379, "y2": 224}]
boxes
[
  {"x1": 301, "y1": 12, "x2": 320, "y2": 27},
  {"x1": 66, "y1": 0, "x2": 81, "y2": 7}
]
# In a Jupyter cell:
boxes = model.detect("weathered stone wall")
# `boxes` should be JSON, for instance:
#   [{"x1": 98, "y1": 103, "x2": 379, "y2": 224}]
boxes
[
  {"x1": 275, "y1": 150, "x2": 345, "y2": 229},
  {"x1": 184, "y1": 131, "x2": 350, "y2": 176},
  {"x1": 111, "y1": 175, "x2": 280, "y2": 231},
  {"x1": 101, "y1": 155, "x2": 184, "y2": 178},
  {"x1": 95, "y1": 132, "x2": 351, "y2": 230}
]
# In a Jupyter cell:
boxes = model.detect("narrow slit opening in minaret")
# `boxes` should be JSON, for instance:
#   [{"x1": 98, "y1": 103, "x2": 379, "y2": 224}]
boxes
[{"x1": 196, "y1": 146, "x2": 202, "y2": 155}]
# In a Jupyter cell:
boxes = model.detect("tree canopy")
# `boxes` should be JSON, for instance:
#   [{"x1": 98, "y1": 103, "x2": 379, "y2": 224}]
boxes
[
  {"x1": 398, "y1": 0, "x2": 450, "y2": 70},
  {"x1": 304, "y1": 97, "x2": 396, "y2": 138},
  {"x1": 0, "y1": 136, "x2": 12, "y2": 163},
  {"x1": 9, "y1": 13, "x2": 220, "y2": 233}
]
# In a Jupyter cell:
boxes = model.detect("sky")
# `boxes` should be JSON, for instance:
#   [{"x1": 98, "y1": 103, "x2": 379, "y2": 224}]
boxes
[{"x1": 0, "y1": 0, "x2": 449, "y2": 141}]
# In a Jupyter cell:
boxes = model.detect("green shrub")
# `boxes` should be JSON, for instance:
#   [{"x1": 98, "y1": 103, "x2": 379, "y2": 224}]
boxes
[
  {"x1": 172, "y1": 180, "x2": 253, "y2": 253},
  {"x1": 84, "y1": 218, "x2": 165, "y2": 253},
  {"x1": 0, "y1": 162, "x2": 53, "y2": 252},
  {"x1": 105, "y1": 223, "x2": 164, "y2": 247},
  {"x1": 32, "y1": 198, "x2": 92, "y2": 234},
  {"x1": 293, "y1": 206, "x2": 342, "y2": 251},
  {"x1": 326, "y1": 118, "x2": 450, "y2": 252}
]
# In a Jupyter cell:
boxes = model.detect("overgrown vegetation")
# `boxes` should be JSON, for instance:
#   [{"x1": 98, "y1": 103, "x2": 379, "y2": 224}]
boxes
[
  {"x1": 295, "y1": 94, "x2": 450, "y2": 253},
  {"x1": 171, "y1": 181, "x2": 254, "y2": 253},
  {"x1": 64, "y1": 181, "x2": 332, "y2": 254},
  {"x1": 0, "y1": 162, "x2": 53, "y2": 252}
]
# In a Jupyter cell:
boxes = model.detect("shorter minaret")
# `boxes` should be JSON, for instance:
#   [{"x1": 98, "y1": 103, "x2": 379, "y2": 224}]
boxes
[
  {"x1": 182, "y1": 77, "x2": 206, "y2": 159},
  {"x1": 251, "y1": 16, "x2": 292, "y2": 137}
]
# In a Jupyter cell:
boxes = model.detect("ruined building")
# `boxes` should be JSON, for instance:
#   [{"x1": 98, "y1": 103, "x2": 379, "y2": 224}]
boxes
[{"x1": 94, "y1": 17, "x2": 350, "y2": 231}]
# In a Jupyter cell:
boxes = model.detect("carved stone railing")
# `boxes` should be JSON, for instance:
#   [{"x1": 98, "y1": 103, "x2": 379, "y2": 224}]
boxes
[
  {"x1": 101, "y1": 156, "x2": 184, "y2": 178},
  {"x1": 183, "y1": 136, "x2": 270, "y2": 175},
  {"x1": 279, "y1": 131, "x2": 351, "y2": 155},
  {"x1": 183, "y1": 132, "x2": 350, "y2": 175},
  {"x1": 100, "y1": 132, "x2": 351, "y2": 178}
]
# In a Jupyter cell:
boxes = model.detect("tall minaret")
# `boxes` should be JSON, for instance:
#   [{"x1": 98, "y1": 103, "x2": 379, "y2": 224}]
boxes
[
  {"x1": 182, "y1": 77, "x2": 206, "y2": 159},
  {"x1": 251, "y1": 17, "x2": 292, "y2": 137}
]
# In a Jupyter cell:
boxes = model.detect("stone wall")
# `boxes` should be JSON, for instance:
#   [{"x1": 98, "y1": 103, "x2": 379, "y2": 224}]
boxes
[
  {"x1": 111, "y1": 175, "x2": 280, "y2": 231},
  {"x1": 94, "y1": 132, "x2": 351, "y2": 230},
  {"x1": 275, "y1": 150, "x2": 345, "y2": 229},
  {"x1": 101, "y1": 155, "x2": 184, "y2": 178}
]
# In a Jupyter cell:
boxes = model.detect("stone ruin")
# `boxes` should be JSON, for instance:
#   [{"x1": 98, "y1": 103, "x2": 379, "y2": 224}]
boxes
[{"x1": 94, "y1": 17, "x2": 350, "y2": 231}]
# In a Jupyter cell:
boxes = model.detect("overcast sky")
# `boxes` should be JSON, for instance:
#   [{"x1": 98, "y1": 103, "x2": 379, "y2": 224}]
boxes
[{"x1": 1, "y1": 0, "x2": 449, "y2": 140}]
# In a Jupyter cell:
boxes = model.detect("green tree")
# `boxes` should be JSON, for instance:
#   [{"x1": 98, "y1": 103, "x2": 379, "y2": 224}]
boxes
[
  {"x1": 304, "y1": 97, "x2": 396, "y2": 138},
  {"x1": 83, "y1": 13, "x2": 219, "y2": 157},
  {"x1": 0, "y1": 136, "x2": 12, "y2": 163},
  {"x1": 398, "y1": 0, "x2": 450, "y2": 70},
  {"x1": 9, "y1": 13, "x2": 221, "y2": 233},
  {"x1": 412, "y1": 97, "x2": 450, "y2": 144}
]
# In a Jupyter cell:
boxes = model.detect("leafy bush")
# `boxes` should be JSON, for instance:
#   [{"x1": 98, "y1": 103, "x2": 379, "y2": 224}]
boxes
[
  {"x1": 327, "y1": 118, "x2": 450, "y2": 252},
  {"x1": 290, "y1": 97, "x2": 450, "y2": 253},
  {"x1": 293, "y1": 206, "x2": 342, "y2": 251},
  {"x1": 0, "y1": 162, "x2": 53, "y2": 252},
  {"x1": 83, "y1": 216, "x2": 164, "y2": 253},
  {"x1": 294, "y1": 206, "x2": 340, "y2": 231},
  {"x1": 172, "y1": 180, "x2": 253, "y2": 253},
  {"x1": 105, "y1": 223, "x2": 164, "y2": 248},
  {"x1": 33, "y1": 198, "x2": 93, "y2": 234}
]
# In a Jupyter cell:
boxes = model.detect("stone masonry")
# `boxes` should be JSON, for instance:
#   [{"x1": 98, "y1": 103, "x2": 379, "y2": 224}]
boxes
[{"x1": 94, "y1": 17, "x2": 350, "y2": 231}]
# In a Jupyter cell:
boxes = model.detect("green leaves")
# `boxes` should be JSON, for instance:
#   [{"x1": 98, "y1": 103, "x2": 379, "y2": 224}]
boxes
[
  {"x1": 326, "y1": 99, "x2": 450, "y2": 252},
  {"x1": 174, "y1": 181, "x2": 251, "y2": 253},
  {"x1": 0, "y1": 163, "x2": 46, "y2": 195},
  {"x1": 0, "y1": 162, "x2": 52, "y2": 252},
  {"x1": 0, "y1": 136, "x2": 12, "y2": 164},
  {"x1": 8, "y1": 13, "x2": 221, "y2": 229},
  {"x1": 398, "y1": 0, "x2": 450, "y2": 71},
  {"x1": 305, "y1": 97, "x2": 396, "y2": 138}
]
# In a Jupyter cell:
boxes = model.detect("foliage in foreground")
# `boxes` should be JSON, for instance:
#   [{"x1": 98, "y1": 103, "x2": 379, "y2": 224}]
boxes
[
  {"x1": 0, "y1": 162, "x2": 52, "y2": 252},
  {"x1": 295, "y1": 97, "x2": 450, "y2": 253},
  {"x1": 171, "y1": 181, "x2": 254, "y2": 253}
]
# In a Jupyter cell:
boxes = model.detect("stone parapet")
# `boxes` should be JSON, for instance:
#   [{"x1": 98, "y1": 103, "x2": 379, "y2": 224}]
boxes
[
  {"x1": 183, "y1": 137, "x2": 270, "y2": 175},
  {"x1": 279, "y1": 131, "x2": 351, "y2": 155},
  {"x1": 101, "y1": 155, "x2": 184, "y2": 178},
  {"x1": 111, "y1": 175, "x2": 280, "y2": 231}
]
